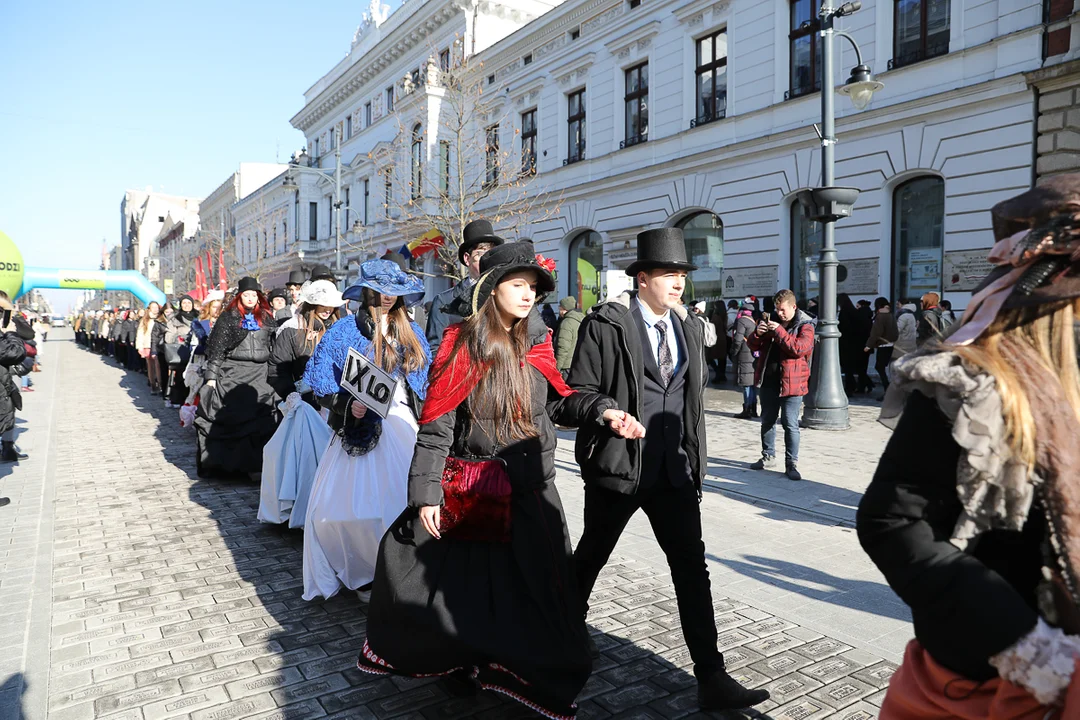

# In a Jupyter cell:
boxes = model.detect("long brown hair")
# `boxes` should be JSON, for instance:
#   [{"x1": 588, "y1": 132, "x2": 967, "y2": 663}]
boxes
[
  {"x1": 432, "y1": 296, "x2": 538, "y2": 444},
  {"x1": 360, "y1": 288, "x2": 426, "y2": 374},
  {"x1": 951, "y1": 298, "x2": 1080, "y2": 469},
  {"x1": 296, "y1": 302, "x2": 343, "y2": 354},
  {"x1": 139, "y1": 302, "x2": 166, "y2": 333},
  {"x1": 199, "y1": 300, "x2": 222, "y2": 321}
]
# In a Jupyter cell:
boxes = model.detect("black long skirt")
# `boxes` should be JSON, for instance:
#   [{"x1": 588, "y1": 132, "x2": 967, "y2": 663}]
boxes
[
  {"x1": 357, "y1": 481, "x2": 592, "y2": 719},
  {"x1": 193, "y1": 358, "x2": 279, "y2": 476}
]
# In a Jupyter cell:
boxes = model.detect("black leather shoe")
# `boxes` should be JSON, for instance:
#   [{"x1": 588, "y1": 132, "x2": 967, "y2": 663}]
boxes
[
  {"x1": 442, "y1": 669, "x2": 478, "y2": 697},
  {"x1": 697, "y1": 669, "x2": 770, "y2": 711},
  {"x1": 1, "y1": 441, "x2": 26, "y2": 463},
  {"x1": 733, "y1": 409, "x2": 752, "y2": 420},
  {"x1": 0, "y1": 497, "x2": 9, "y2": 508}
]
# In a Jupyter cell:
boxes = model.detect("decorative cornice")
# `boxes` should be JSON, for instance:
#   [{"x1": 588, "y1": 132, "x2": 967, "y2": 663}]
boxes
[
  {"x1": 604, "y1": 20, "x2": 660, "y2": 55},
  {"x1": 550, "y1": 52, "x2": 596, "y2": 83}
]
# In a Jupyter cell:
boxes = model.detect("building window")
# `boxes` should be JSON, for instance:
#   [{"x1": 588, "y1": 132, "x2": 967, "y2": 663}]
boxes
[
  {"x1": 263, "y1": 231, "x2": 269, "y2": 259},
  {"x1": 439, "y1": 141, "x2": 451, "y2": 195},
  {"x1": 308, "y1": 202, "x2": 318, "y2": 241},
  {"x1": 675, "y1": 212, "x2": 724, "y2": 301},
  {"x1": 791, "y1": 202, "x2": 822, "y2": 306},
  {"x1": 694, "y1": 30, "x2": 728, "y2": 127},
  {"x1": 623, "y1": 63, "x2": 649, "y2": 148},
  {"x1": 892, "y1": 0, "x2": 950, "y2": 69},
  {"x1": 344, "y1": 187, "x2": 351, "y2": 228},
  {"x1": 363, "y1": 179, "x2": 370, "y2": 225},
  {"x1": 384, "y1": 167, "x2": 393, "y2": 212},
  {"x1": 411, "y1": 124, "x2": 423, "y2": 200},
  {"x1": 488, "y1": 74, "x2": 496, "y2": 85},
  {"x1": 330, "y1": 126, "x2": 337, "y2": 150},
  {"x1": 485, "y1": 125, "x2": 500, "y2": 187},
  {"x1": 410, "y1": 67, "x2": 421, "y2": 88},
  {"x1": 570, "y1": 27, "x2": 580, "y2": 40},
  {"x1": 346, "y1": 115, "x2": 353, "y2": 139},
  {"x1": 789, "y1": 0, "x2": 821, "y2": 99},
  {"x1": 567, "y1": 89, "x2": 586, "y2": 164},
  {"x1": 523, "y1": 53, "x2": 533, "y2": 66},
  {"x1": 569, "y1": 230, "x2": 603, "y2": 312},
  {"x1": 365, "y1": 102, "x2": 372, "y2": 126},
  {"x1": 313, "y1": 137, "x2": 321, "y2": 158},
  {"x1": 327, "y1": 195, "x2": 334, "y2": 235},
  {"x1": 521, "y1": 109, "x2": 537, "y2": 176},
  {"x1": 386, "y1": 86, "x2": 394, "y2": 113},
  {"x1": 630, "y1": 0, "x2": 641, "y2": 7},
  {"x1": 439, "y1": 49, "x2": 451, "y2": 72},
  {"x1": 893, "y1": 176, "x2": 945, "y2": 302}
]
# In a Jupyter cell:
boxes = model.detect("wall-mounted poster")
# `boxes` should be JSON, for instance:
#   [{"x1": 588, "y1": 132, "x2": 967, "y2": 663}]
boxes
[
  {"x1": 836, "y1": 258, "x2": 879, "y2": 296},
  {"x1": 722, "y1": 266, "x2": 778, "y2": 299},
  {"x1": 943, "y1": 249, "x2": 995, "y2": 292},
  {"x1": 908, "y1": 249, "x2": 942, "y2": 294}
]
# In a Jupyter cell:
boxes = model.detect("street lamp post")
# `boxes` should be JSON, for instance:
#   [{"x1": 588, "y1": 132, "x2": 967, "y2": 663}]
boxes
[{"x1": 799, "y1": 0, "x2": 884, "y2": 431}]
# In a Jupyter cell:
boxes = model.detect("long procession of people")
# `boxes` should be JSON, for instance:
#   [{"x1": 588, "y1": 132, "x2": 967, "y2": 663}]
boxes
[{"x1": 63, "y1": 177, "x2": 1080, "y2": 718}]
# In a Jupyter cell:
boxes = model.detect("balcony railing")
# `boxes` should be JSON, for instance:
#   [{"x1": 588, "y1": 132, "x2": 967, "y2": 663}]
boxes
[
  {"x1": 690, "y1": 108, "x2": 727, "y2": 129},
  {"x1": 785, "y1": 82, "x2": 820, "y2": 101},
  {"x1": 563, "y1": 153, "x2": 585, "y2": 166},
  {"x1": 887, "y1": 41, "x2": 949, "y2": 70},
  {"x1": 620, "y1": 133, "x2": 648, "y2": 149}
]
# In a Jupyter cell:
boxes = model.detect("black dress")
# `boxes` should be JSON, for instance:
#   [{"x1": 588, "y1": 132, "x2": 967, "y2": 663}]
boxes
[
  {"x1": 193, "y1": 311, "x2": 280, "y2": 477},
  {"x1": 358, "y1": 324, "x2": 617, "y2": 720}
]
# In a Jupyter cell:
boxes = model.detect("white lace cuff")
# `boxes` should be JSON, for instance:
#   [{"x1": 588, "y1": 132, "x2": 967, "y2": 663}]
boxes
[{"x1": 989, "y1": 618, "x2": 1080, "y2": 705}]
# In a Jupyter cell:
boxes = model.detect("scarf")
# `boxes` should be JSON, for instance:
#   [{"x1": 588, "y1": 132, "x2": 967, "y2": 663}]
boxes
[{"x1": 419, "y1": 324, "x2": 573, "y2": 425}]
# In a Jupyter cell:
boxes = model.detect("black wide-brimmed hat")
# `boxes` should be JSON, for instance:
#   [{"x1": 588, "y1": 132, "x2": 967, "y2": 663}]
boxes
[
  {"x1": 459, "y1": 219, "x2": 505, "y2": 264},
  {"x1": 470, "y1": 241, "x2": 556, "y2": 316},
  {"x1": 286, "y1": 268, "x2": 307, "y2": 286},
  {"x1": 238, "y1": 276, "x2": 262, "y2": 294},
  {"x1": 626, "y1": 228, "x2": 698, "y2": 276}
]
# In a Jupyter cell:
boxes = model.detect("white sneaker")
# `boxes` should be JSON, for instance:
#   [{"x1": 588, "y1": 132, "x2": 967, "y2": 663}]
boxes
[{"x1": 356, "y1": 588, "x2": 372, "y2": 603}]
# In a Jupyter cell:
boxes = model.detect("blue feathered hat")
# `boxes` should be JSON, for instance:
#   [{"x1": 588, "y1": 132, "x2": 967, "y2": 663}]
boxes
[{"x1": 343, "y1": 259, "x2": 425, "y2": 307}]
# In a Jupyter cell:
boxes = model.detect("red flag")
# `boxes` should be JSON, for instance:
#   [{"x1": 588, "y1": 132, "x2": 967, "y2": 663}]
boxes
[
  {"x1": 206, "y1": 250, "x2": 213, "y2": 287},
  {"x1": 194, "y1": 257, "x2": 206, "y2": 301},
  {"x1": 218, "y1": 247, "x2": 227, "y2": 291}
]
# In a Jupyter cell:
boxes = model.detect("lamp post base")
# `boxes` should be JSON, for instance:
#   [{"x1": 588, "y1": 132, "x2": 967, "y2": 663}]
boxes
[{"x1": 801, "y1": 405, "x2": 850, "y2": 431}]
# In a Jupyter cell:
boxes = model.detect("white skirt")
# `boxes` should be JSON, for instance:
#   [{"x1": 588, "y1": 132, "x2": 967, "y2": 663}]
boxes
[
  {"x1": 258, "y1": 394, "x2": 334, "y2": 528},
  {"x1": 301, "y1": 385, "x2": 417, "y2": 601}
]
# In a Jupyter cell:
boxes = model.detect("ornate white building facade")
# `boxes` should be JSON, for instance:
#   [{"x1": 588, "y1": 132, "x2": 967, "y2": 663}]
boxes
[{"x1": 265, "y1": 0, "x2": 1045, "y2": 310}]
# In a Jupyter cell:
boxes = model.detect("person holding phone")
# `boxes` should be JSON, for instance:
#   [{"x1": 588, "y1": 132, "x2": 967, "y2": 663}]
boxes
[{"x1": 748, "y1": 289, "x2": 815, "y2": 481}]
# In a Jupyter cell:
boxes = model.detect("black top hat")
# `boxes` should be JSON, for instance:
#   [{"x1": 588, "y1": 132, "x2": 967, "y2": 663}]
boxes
[
  {"x1": 459, "y1": 219, "x2": 505, "y2": 264},
  {"x1": 470, "y1": 242, "x2": 555, "y2": 316},
  {"x1": 286, "y1": 268, "x2": 307, "y2": 286},
  {"x1": 238, "y1": 276, "x2": 262, "y2": 294},
  {"x1": 309, "y1": 264, "x2": 337, "y2": 282},
  {"x1": 267, "y1": 288, "x2": 288, "y2": 303},
  {"x1": 625, "y1": 228, "x2": 698, "y2": 276}
]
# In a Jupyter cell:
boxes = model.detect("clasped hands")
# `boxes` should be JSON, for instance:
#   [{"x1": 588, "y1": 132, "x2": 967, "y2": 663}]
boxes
[
  {"x1": 755, "y1": 320, "x2": 779, "y2": 336},
  {"x1": 601, "y1": 408, "x2": 646, "y2": 439}
]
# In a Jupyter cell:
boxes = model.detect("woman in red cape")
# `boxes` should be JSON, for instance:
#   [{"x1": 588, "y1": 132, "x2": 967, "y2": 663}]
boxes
[{"x1": 357, "y1": 241, "x2": 644, "y2": 719}]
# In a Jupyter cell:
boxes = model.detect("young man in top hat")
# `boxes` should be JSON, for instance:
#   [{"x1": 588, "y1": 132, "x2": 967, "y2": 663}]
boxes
[
  {"x1": 424, "y1": 218, "x2": 503, "y2": 353},
  {"x1": 567, "y1": 228, "x2": 770, "y2": 713},
  {"x1": 284, "y1": 268, "x2": 307, "y2": 317}
]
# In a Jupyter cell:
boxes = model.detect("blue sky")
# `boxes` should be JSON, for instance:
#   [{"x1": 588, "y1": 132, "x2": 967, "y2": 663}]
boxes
[{"x1": 0, "y1": 0, "x2": 388, "y2": 312}]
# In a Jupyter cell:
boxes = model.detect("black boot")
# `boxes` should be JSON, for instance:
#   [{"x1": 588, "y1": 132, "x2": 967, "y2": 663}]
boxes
[
  {"x1": 697, "y1": 668, "x2": 770, "y2": 711},
  {"x1": 0, "y1": 497, "x2": 9, "y2": 508},
  {"x1": 1, "y1": 441, "x2": 27, "y2": 463}
]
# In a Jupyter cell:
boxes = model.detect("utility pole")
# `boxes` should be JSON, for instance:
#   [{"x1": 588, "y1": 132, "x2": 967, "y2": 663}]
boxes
[{"x1": 334, "y1": 126, "x2": 343, "y2": 277}]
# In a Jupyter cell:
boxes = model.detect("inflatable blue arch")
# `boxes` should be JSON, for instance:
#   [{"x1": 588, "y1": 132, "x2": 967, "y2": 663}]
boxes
[{"x1": 0, "y1": 231, "x2": 167, "y2": 307}]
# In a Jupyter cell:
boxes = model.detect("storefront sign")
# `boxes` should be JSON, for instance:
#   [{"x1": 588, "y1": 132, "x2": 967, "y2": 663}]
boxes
[
  {"x1": 340, "y1": 348, "x2": 398, "y2": 419},
  {"x1": 722, "y1": 266, "x2": 777, "y2": 299},
  {"x1": 607, "y1": 248, "x2": 637, "y2": 269},
  {"x1": 943, "y1": 249, "x2": 995, "y2": 292},
  {"x1": 837, "y1": 258, "x2": 879, "y2": 296}
]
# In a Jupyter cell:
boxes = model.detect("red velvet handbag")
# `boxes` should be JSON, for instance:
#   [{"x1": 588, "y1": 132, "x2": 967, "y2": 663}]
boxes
[{"x1": 439, "y1": 456, "x2": 512, "y2": 543}]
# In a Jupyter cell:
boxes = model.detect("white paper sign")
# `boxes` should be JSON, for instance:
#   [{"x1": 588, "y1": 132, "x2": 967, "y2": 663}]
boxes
[{"x1": 340, "y1": 348, "x2": 398, "y2": 419}]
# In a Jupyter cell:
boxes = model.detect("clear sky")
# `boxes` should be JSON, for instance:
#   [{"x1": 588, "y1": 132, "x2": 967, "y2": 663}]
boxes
[{"x1": 0, "y1": 0, "x2": 389, "y2": 313}]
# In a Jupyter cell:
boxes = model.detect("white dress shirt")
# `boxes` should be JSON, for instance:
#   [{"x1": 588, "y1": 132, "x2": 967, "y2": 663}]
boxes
[{"x1": 635, "y1": 296, "x2": 681, "y2": 375}]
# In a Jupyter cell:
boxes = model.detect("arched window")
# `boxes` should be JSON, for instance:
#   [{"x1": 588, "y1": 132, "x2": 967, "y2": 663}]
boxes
[
  {"x1": 568, "y1": 230, "x2": 603, "y2": 312},
  {"x1": 675, "y1": 211, "x2": 724, "y2": 301},
  {"x1": 892, "y1": 176, "x2": 944, "y2": 302},
  {"x1": 791, "y1": 203, "x2": 822, "y2": 306},
  {"x1": 411, "y1": 124, "x2": 423, "y2": 200}
]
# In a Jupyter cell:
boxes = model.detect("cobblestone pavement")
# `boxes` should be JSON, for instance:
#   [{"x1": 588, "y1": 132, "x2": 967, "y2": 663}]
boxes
[{"x1": 1, "y1": 331, "x2": 907, "y2": 720}]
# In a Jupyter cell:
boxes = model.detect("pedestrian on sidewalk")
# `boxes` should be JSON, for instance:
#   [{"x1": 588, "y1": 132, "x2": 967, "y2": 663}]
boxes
[
  {"x1": 729, "y1": 301, "x2": 759, "y2": 418},
  {"x1": 748, "y1": 289, "x2": 814, "y2": 481},
  {"x1": 137, "y1": 303, "x2": 166, "y2": 394},
  {"x1": 0, "y1": 294, "x2": 28, "y2": 476},
  {"x1": 857, "y1": 176, "x2": 1080, "y2": 716},
  {"x1": 554, "y1": 295, "x2": 584, "y2": 372},
  {"x1": 707, "y1": 301, "x2": 728, "y2": 384},
  {"x1": 568, "y1": 228, "x2": 770, "y2": 714},
  {"x1": 916, "y1": 292, "x2": 945, "y2": 347},
  {"x1": 164, "y1": 295, "x2": 198, "y2": 408},
  {"x1": 864, "y1": 296, "x2": 898, "y2": 394},
  {"x1": 358, "y1": 241, "x2": 641, "y2": 719},
  {"x1": 180, "y1": 292, "x2": 223, "y2": 425},
  {"x1": 193, "y1": 279, "x2": 279, "y2": 479},
  {"x1": 268, "y1": 280, "x2": 345, "y2": 404},
  {"x1": 893, "y1": 299, "x2": 918, "y2": 359},
  {"x1": 300, "y1": 259, "x2": 430, "y2": 600},
  {"x1": 425, "y1": 219, "x2": 503, "y2": 354}
]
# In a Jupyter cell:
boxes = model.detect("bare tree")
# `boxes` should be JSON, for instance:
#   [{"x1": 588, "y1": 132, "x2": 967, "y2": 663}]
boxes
[{"x1": 371, "y1": 48, "x2": 562, "y2": 279}]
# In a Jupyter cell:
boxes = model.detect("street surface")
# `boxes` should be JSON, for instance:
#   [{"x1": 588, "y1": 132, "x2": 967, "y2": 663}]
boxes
[{"x1": 0, "y1": 330, "x2": 908, "y2": 719}]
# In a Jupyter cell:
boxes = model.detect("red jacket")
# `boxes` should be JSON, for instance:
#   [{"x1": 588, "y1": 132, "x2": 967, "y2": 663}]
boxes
[{"x1": 747, "y1": 310, "x2": 815, "y2": 397}]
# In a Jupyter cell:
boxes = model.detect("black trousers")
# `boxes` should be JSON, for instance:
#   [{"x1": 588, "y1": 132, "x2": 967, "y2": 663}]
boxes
[
  {"x1": 875, "y1": 346, "x2": 894, "y2": 391},
  {"x1": 574, "y1": 479, "x2": 722, "y2": 677}
]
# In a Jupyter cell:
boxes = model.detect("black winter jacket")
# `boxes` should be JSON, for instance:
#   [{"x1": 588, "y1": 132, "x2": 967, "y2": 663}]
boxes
[
  {"x1": 857, "y1": 390, "x2": 1041, "y2": 681},
  {"x1": 268, "y1": 322, "x2": 311, "y2": 400},
  {"x1": 567, "y1": 292, "x2": 708, "y2": 496},
  {"x1": 425, "y1": 279, "x2": 472, "y2": 355},
  {"x1": 0, "y1": 332, "x2": 26, "y2": 433},
  {"x1": 409, "y1": 312, "x2": 616, "y2": 508},
  {"x1": 728, "y1": 315, "x2": 757, "y2": 387},
  {"x1": 204, "y1": 310, "x2": 274, "y2": 382}
]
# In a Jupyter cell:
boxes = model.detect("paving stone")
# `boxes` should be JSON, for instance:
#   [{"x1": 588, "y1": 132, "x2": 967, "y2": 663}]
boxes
[{"x1": 225, "y1": 667, "x2": 304, "y2": 699}]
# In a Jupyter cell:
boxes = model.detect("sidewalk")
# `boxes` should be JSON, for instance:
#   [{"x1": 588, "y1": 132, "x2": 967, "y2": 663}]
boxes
[{"x1": 0, "y1": 332, "x2": 905, "y2": 720}]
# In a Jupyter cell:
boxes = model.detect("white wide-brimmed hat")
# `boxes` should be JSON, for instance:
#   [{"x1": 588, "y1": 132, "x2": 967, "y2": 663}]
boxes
[
  {"x1": 301, "y1": 279, "x2": 346, "y2": 308},
  {"x1": 204, "y1": 289, "x2": 225, "y2": 303}
]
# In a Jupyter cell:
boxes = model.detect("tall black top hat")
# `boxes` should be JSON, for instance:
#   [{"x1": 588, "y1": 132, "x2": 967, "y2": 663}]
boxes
[
  {"x1": 309, "y1": 264, "x2": 337, "y2": 282},
  {"x1": 626, "y1": 228, "x2": 698, "y2": 277},
  {"x1": 459, "y1": 219, "x2": 505, "y2": 264},
  {"x1": 237, "y1": 276, "x2": 262, "y2": 294},
  {"x1": 286, "y1": 268, "x2": 307, "y2": 286}
]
